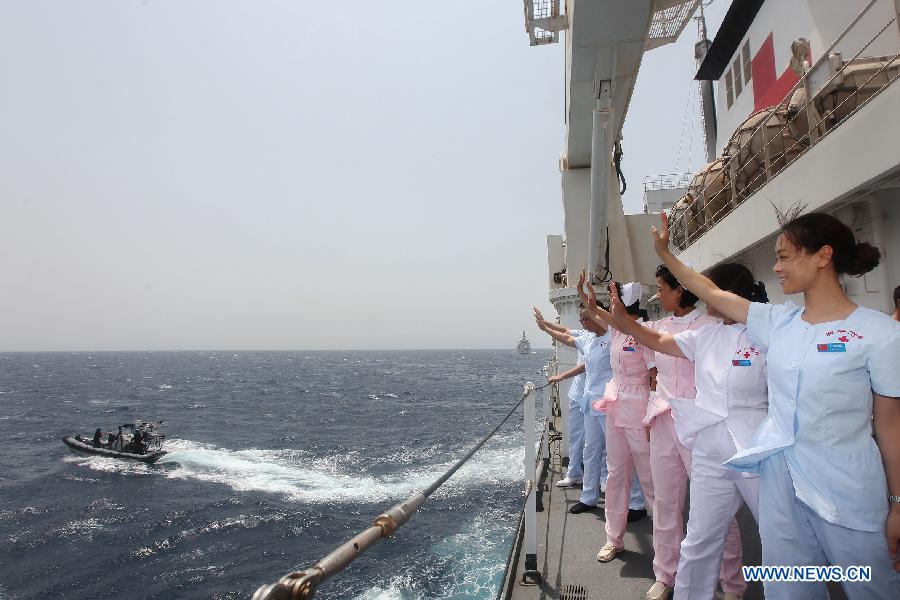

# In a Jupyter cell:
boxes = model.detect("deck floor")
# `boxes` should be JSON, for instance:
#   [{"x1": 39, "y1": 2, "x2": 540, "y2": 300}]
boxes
[
  {"x1": 502, "y1": 444, "x2": 852, "y2": 600},
  {"x1": 504, "y1": 449, "x2": 765, "y2": 600}
]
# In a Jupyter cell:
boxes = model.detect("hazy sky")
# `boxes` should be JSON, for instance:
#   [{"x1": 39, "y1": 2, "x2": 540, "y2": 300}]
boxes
[{"x1": 0, "y1": 1, "x2": 726, "y2": 351}]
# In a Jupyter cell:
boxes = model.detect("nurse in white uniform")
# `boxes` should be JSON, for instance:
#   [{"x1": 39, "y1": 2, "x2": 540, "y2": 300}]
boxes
[
  {"x1": 594, "y1": 264, "x2": 747, "y2": 600},
  {"x1": 650, "y1": 211, "x2": 900, "y2": 600}
]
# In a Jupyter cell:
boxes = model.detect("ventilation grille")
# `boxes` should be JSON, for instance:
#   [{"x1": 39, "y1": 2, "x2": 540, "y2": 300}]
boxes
[{"x1": 560, "y1": 584, "x2": 588, "y2": 600}]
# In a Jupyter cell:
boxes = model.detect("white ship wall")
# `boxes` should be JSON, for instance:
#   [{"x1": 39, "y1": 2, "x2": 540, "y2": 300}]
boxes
[
  {"x1": 714, "y1": 0, "x2": 900, "y2": 156},
  {"x1": 731, "y1": 190, "x2": 899, "y2": 314},
  {"x1": 871, "y1": 190, "x2": 900, "y2": 298},
  {"x1": 643, "y1": 186, "x2": 685, "y2": 213}
]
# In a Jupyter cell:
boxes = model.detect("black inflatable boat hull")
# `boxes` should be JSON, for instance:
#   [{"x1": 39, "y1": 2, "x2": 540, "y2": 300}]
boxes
[{"x1": 62, "y1": 436, "x2": 167, "y2": 464}]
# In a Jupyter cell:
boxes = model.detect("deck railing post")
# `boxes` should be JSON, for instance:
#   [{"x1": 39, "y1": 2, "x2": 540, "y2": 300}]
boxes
[
  {"x1": 521, "y1": 383, "x2": 541, "y2": 585},
  {"x1": 541, "y1": 384, "x2": 551, "y2": 466}
]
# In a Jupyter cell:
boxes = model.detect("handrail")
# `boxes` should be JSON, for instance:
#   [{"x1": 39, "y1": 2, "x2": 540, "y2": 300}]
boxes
[{"x1": 252, "y1": 381, "x2": 546, "y2": 600}]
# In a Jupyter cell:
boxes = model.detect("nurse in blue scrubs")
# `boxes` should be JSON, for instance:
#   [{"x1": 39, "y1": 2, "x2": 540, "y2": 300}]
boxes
[
  {"x1": 650, "y1": 211, "x2": 900, "y2": 600},
  {"x1": 534, "y1": 307, "x2": 594, "y2": 488}
]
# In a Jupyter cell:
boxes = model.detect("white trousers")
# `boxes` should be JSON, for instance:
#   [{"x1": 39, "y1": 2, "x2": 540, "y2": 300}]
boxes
[
  {"x1": 674, "y1": 421, "x2": 757, "y2": 600},
  {"x1": 650, "y1": 412, "x2": 744, "y2": 592}
]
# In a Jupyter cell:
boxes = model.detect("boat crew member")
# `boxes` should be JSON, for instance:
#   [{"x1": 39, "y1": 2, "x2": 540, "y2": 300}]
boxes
[
  {"x1": 109, "y1": 426, "x2": 123, "y2": 450},
  {"x1": 579, "y1": 275, "x2": 656, "y2": 563},
  {"x1": 92, "y1": 428, "x2": 103, "y2": 447},
  {"x1": 131, "y1": 430, "x2": 145, "y2": 454},
  {"x1": 652, "y1": 211, "x2": 900, "y2": 599}
]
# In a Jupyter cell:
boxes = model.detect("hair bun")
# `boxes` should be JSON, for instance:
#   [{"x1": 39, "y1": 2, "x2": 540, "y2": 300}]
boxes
[
  {"x1": 845, "y1": 242, "x2": 881, "y2": 276},
  {"x1": 751, "y1": 281, "x2": 769, "y2": 303}
]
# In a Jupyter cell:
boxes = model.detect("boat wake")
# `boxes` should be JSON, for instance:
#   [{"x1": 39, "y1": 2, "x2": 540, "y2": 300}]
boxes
[
  {"x1": 67, "y1": 437, "x2": 524, "y2": 505},
  {"x1": 159, "y1": 438, "x2": 523, "y2": 503}
]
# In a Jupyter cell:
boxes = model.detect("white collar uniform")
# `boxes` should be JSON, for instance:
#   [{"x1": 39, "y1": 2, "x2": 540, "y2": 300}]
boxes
[
  {"x1": 574, "y1": 329, "x2": 612, "y2": 416},
  {"x1": 728, "y1": 302, "x2": 900, "y2": 532},
  {"x1": 670, "y1": 322, "x2": 768, "y2": 450}
]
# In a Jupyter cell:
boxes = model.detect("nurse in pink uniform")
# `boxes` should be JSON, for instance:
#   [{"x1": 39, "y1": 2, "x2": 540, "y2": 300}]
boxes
[{"x1": 581, "y1": 277, "x2": 657, "y2": 568}]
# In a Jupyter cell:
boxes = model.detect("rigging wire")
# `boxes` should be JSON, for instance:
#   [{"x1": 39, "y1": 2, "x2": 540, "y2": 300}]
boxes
[{"x1": 674, "y1": 39, "x2": 699, "y2": 172}]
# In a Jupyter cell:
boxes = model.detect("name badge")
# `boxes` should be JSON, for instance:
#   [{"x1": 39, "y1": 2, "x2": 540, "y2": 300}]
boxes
[
  {"x1": 732, "y1": 359, "x2": 752, "y2": 366},
  {"x1": 623, "y1": 347, "x2": 636, "y2": 352},
  {"x1": 817, "y1": 343, "x2": 846, "y2": 352}
]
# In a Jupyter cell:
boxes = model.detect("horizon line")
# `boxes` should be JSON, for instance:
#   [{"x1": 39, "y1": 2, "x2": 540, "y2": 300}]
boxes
[{"x1": 0, "y1": 347, "x2": 556, "y2": 354}]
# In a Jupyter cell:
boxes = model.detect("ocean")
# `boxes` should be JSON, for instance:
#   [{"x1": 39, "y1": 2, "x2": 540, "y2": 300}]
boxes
[{"x1": 0, "y1": 349, "x2": 551, "y2": 599}]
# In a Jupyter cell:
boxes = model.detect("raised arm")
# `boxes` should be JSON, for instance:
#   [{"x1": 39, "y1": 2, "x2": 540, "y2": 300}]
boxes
[
  {"x1": 873, "y1": 392, "x2": 900, "y2": 570},
  {"x1": 653, "y1": 212, "x2": 751, "y2": 324},
  {"x1": 548, "y1": 363, "x2": 586, "y2": 384},
  {"x1": 534, "y1": 309, "x2": 576, "y2": 347},
  {"x1": 534, "y1": 307, "x2": 569, "y2": 334},
  {"x1": 575, "y1": 270, "x2": 612, "y2": 331},
  {"x1": 607, "y1": 284, "x2": 685, "y2": 359}
]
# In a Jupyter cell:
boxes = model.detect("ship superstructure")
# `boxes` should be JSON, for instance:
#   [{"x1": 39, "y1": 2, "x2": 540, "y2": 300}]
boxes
[
  {"x1": 499, "y1": 0, "x2": 899, "y2": 597},
  {"x1": 517, "y1": 331, "x2": 533, "y2": 354},
  {"x1": 674, "y1": 0, "x2": 899, "y2": 315}
]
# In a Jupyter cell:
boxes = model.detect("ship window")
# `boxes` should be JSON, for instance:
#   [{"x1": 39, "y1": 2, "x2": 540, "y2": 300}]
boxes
[
  {"x1": 733, "y1": 59, "x2": 742, "y2": 96},
  {"x1": 742, "y1": 41, "x2": 752, "y2": 84},
  {"x1": 725, "y1": 71, "x2": 734, "y2": 108}
]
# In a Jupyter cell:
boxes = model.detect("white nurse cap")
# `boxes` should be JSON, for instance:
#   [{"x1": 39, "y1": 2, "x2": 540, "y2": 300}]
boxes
[{"x1": 621, "y1": 282, "x2": 643, "y2": 306}]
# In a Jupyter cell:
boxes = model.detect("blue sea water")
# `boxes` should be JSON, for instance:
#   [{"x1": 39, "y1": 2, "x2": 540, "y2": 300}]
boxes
[{"x1": 0, "y1": 350, "x2": 550, "y2": 599}]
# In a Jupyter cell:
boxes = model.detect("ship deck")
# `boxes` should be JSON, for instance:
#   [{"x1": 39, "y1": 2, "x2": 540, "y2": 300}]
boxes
[{"x1": 499, "y1": 439, "x2": 851, "y2": 600}]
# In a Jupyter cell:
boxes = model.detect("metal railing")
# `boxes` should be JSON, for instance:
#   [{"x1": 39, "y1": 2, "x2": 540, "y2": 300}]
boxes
[
  {"x1": 496, "y1": 362, "x2": 557, "y2": 598},
  {"x1": 253, "y1": 381, "x2": 550, "y2": 600},
  {"x1": 522, "y1": 0, "x2": 567, "y2": 46},
  {"x1": 670, "y1": 0, "x2": 900, "y2": 252},
  {"x1": 647, "y1": 0, "x2": 702, "y2": 50},
  {"x1": 643, "y1": 172, "x2": 694, "y2": 192}
]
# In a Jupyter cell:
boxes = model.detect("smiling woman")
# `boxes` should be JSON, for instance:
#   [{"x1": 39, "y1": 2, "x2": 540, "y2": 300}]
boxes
[{"x1": 774, "y1": 212, "x2": 881, "y2": 296}]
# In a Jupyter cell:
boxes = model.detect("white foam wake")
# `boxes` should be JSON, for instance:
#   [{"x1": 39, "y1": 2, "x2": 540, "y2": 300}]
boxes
[
  {"x1": 352, "y1": 510, "x2": 513, "y2": 600},
  {"x1": 150, "y1": 437, "x2": 524, "y2": 504}
]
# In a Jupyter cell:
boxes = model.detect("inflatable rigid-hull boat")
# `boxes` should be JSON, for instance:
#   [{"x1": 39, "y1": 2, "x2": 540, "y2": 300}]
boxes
[{"x1": 62, "y1": 435, "x2": 168, "y2": 464}]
